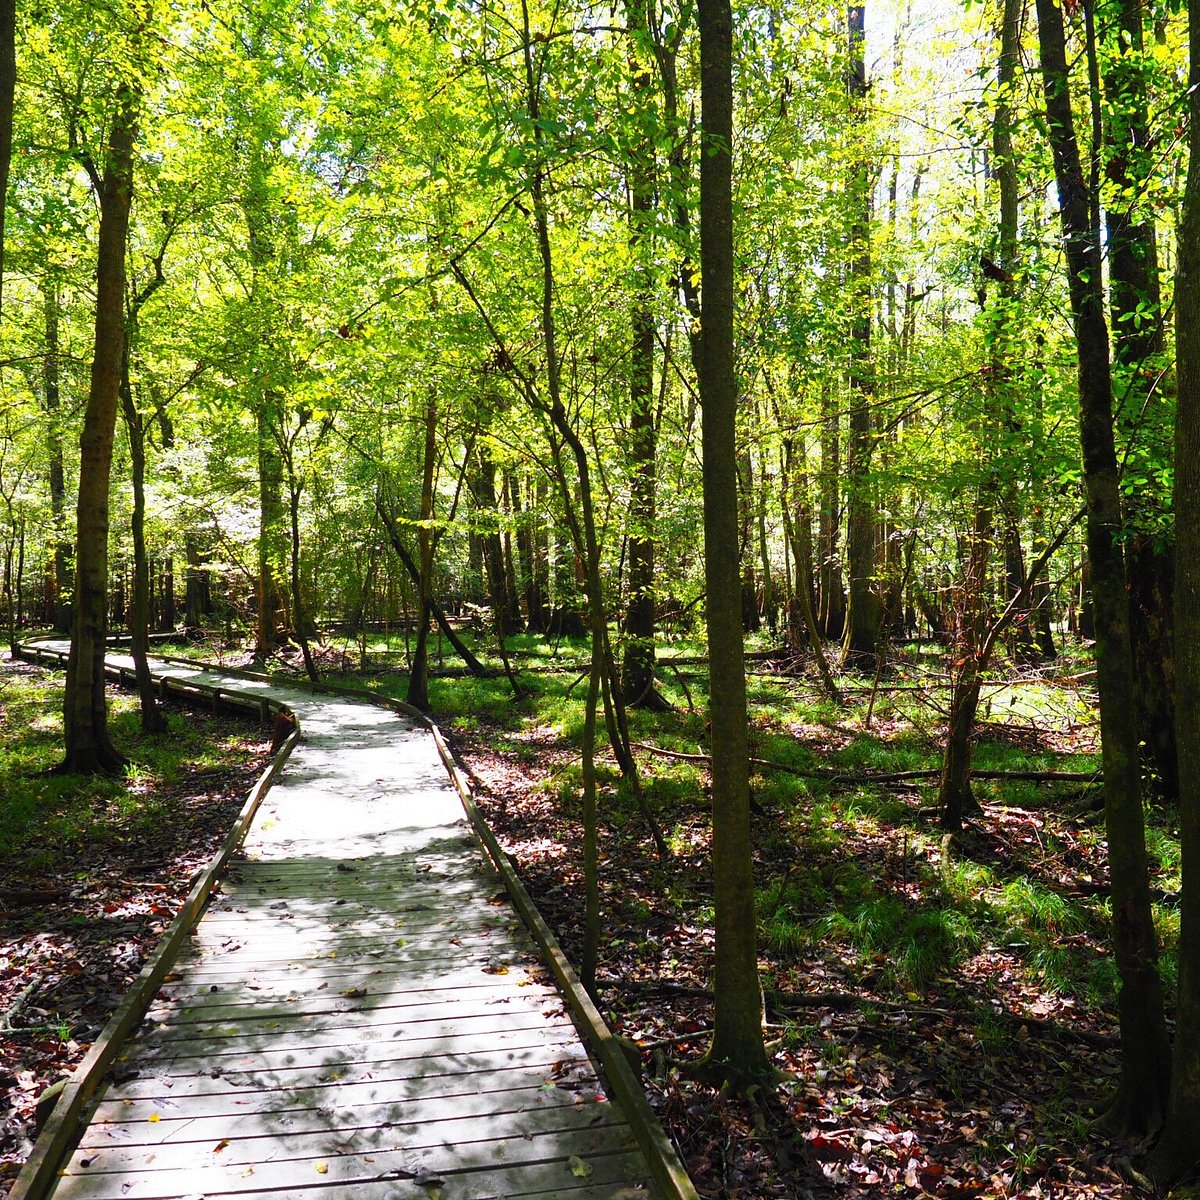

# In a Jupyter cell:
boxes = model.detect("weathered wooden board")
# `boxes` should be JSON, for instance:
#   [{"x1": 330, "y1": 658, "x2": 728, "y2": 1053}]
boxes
[
  {"x1": 85, "y1": 1075, "x2": 612, "y2": 1142},
  {"x1": 95, "y1": 1052, "x2": 596, "y2": 1106},
  {"x1": 54, "y1": 1149, "x2": 653, "y2": 1200},
  {"x1": 71, "y1": 1103, "x2": 628, "y2": 1172},
  {"x1": 143, "y1": 980, "x2": 563, "y2": 1025}
]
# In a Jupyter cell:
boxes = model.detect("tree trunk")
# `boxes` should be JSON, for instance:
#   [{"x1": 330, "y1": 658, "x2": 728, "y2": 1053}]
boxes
[
  {"x1": 841, "y1": 3, "x2": 880, "y2": 667},
  {"x1": 1035, "y1": 0, "x2": 1170, "y2": 1133},
  {"x1": 621, "y1": 11, "x2": 662, "y2": 708},
  {"x1": 42, "y1": 280, "x2": 72, "y2": 634},
  {"x1": 695, "y1": 0, "x2": 772, "y2": 1087},
  {"x1": 62, "y1": 86, "x2": 138, "y2": 775},
  {"x1": 940, "y1": 0, "x2": 1018, "y2": 832},
  {"x1": 1152, "y1": 5, "x2": 1200, "y2": 1179},
  {"x1": 119, "y1": 356, "x2": 166, "y2": 733},
  {"x1": 0, "y1": 0, "x2": 14, "y2": 319},
  {"x1": 254, "y1": 395, "x2": 285, "y2": 663},
  {"x1": 1102, "y1": 0, "x2": 1175, "y2": 801},
  {"x1": 407, "y1": 393, "x2": 438, "y2": 710},
  {"x1": 818, "y1": 384, "x2": 845, "y2": 639}
]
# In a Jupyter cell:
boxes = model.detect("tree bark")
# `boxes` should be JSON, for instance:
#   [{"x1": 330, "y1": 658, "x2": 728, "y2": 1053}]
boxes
[
  {"x1": 0, "y1": 0, "x2": 14, "y2": 319},
  {"x1": 1102, "y1": 0, "x2": 1175, "y2": 801},
  {"x1": 62, "y1": 86, "x2": 139, "y2": 774},
  {"x1": 120, "y1": 358, "x2": 166, "y2": 732},
  {"x1": 407, "y1": 393, "x2": 438, "y2": 710},
  {"x1": 620, "y1": 7, "x2": 662, "y2": 708},
  {"x1": 841, "y1": 3, "x2": 881, "y2": 667},
  {"x1": 42, "y1": 280, "x2": 72, "y2": 634},
  {"x1": 1035, "y1": 0, "x2": 1170, "y2": 1134},
  {"x1": 1150, "y1": 4, "x2": 1200, "y2": 1182},
  {"x1": 695, "y1": 0, "x2": 773, "y2": 1087}
]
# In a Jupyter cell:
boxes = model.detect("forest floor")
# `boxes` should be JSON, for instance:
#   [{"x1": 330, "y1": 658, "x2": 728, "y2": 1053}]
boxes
[
  {"x1": 421, "y1": 637, "x2": 1169, "y2": 1200},
  {"x1": 0, "y1": 658, "x2": 269, "y2": 1196},
  {"x1": 0, "y1": 637, "x2": 1176, "y2": 1199}
]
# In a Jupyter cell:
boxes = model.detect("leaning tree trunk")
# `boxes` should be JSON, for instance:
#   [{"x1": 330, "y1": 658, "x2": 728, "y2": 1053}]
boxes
[
  {"x1": 695, "y1": 0, "x2": 773, "y2": 1088},
  {"x1": 1035, "y1": 0, "x2": 1170, "y2": 1134},
  {"x1": 1150, "y1": 3, "x2": 1200, "y2": 1183},
  {"x1": 62, "y1": 85, "x2": 138, "y2": 774}
]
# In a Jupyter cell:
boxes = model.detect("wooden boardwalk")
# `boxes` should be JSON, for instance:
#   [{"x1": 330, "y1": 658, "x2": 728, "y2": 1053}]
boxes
[{"x1": 15, "y1": 647, "x2": 675, "y2": 1200}]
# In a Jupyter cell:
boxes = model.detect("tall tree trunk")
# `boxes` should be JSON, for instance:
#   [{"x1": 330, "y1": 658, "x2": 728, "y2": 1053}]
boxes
[
  {"x1": 42, "y1": 280, "x2": 72, "y2": 634},
  {"x1": 1035, "y1": 0, "x2": 1170, "y2": 1134},
  {"x1": 695, "y1": 0, "x2": 772, "y2": 1088},
  {"x1": 1152, "y1": 6, "x2": 1200, "y2": 1179},
  {"x1": 939, "y1": 0, "x2": 1018, "y2": 831},
  {"x1": 0, "y1": 0, "x2": 14, "y2": 319},
  {"x1": 841, "y1": 3, "x2": 880, "y2": 667},
  {"x1": 621, "y1": 5, "x2": 663, "y2": 708},
  {"x1": 1103, "y1": 0, "x2": 1175, "y2": 800},
  {"x1": 62, "y1": 85, "x2": 138, "y2": 774}
]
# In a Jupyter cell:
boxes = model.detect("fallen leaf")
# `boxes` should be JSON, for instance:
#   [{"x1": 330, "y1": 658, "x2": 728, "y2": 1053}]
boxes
[{"x1": 569, "y1": 1155, "x2": 592, "y2": 1179}]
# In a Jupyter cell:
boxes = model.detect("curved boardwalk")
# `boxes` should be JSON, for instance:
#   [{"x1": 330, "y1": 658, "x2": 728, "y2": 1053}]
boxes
[{"x1": 20, "y1": 646, "x2": 663, "y2": 1200}]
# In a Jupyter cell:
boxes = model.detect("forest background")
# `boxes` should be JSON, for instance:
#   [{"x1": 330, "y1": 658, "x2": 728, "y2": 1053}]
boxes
[{"x1": 3, "y1": 0, "x2": 1200, "y2": 1194}]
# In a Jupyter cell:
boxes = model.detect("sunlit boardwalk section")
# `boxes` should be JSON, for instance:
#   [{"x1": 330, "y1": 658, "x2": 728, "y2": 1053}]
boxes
[{"x1": 31, "y1": 650, "x2": 661, "y2": 1200}]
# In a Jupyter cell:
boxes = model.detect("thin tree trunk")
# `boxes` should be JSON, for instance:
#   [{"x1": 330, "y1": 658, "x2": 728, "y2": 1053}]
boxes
[
  {"x1": 621, "y1": 15, "x2": 662, "y2": 708},
  {"x1": 119, "y1": 357, "x2": 165, "y2": 733},
  {"x1": 42, "y1": 280, "x2": 72, "y2": 634},
  {"x1": 407, "y1": 393, "x2": 438, "y2": 710},
  {"x1": 695, "y1": 0, "x2": 772, "y2": 1087},
  {"x1": 1036, "y1": 0, "x2": 1170, "y2": 1134},
  {"x1": 0, "y1": 0, "x2": 14, "y2": 319},
  {"x1": 841, "y1": 3, "x2": 880, "y2": 666},
  {"x1": 62, "y1": 84, "x2": 138, "y2": 774},
  {"x1": 1152, "y1": 5, "x2": 1200, "y2": 1178}
]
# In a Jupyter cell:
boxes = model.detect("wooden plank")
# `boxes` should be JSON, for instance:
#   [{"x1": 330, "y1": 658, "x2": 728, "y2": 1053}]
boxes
[
  {"x1": 86, "y1": 1077, "x2": 613, "y2": 1142},
  {"x1": 99, "y1": 1050, "x2": 593, "y2": 1101},
  {"x1": 113, "y1": 1028, "x2": 587, "y2": 1078},
  {"x1": 132, "y1": 1007, "x2": 575, "y2": 1053},
  {"x1": 156, "y1": 966, "x2": 547, "y2": 997},
  {"x1": 85, "y1": 1075, "x2": 612, "y2": 1140},
  {"x1": 55, "y1": 1129, "x2": 639, "y2": 1199},
  {"x1": 71, "y1": 1103, "x2": 627, "y2": 1172},
  {"x1": 130, "y1": 1014, "x2": 579, "y2": 1062},
  {"x1": 54, "y1": 1149, "x2": 653, "y2": 1200},
  {"x1": 143, "y1": 983, "x2": 565, "y2": 1026},
  {"x1": 6, "y1": 682, "x2": 301, "y2": 1200}
]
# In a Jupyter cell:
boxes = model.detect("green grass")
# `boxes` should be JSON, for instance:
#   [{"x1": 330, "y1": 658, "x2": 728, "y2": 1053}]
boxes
[{"x1": 0, "y1": 662, "x2": 261, "y2": 861}]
